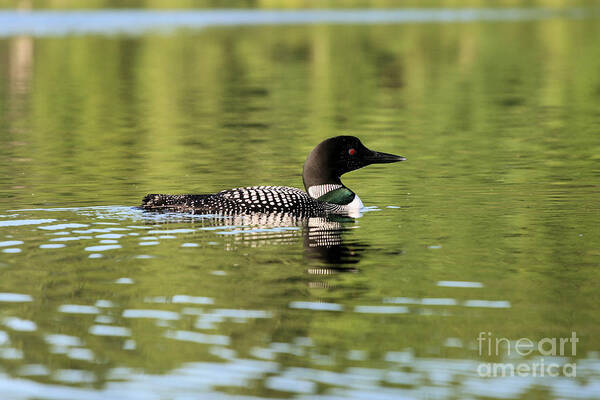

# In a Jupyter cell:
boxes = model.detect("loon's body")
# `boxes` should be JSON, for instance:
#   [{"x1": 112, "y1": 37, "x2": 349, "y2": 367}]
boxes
[
  {"x1": 142, "y1": 136, "x2": 404, "y2": 216},
  {"x1": 142, "y1": 186, "x2": 359, "y2": 216}
]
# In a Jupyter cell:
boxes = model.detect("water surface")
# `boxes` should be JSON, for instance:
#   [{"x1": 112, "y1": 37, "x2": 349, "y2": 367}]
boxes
[{"x1": 0, "y1": 8, "x2": 599, "y2": 400}]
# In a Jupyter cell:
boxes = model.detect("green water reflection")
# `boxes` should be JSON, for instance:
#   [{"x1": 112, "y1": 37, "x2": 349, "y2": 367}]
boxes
[{"x1": 0, "y1": 15, "x2": 599, "y2": 400}]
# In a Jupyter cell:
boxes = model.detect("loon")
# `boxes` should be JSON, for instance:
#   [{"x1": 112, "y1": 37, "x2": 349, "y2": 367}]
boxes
[{"x1": 141, "y1": 136, "x2": 405, "y2": 216}]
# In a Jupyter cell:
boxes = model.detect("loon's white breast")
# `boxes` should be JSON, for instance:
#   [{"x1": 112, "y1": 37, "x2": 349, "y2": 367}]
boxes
[{"x1": 345, "y1": 194, "x2": 364, "y2": 218}]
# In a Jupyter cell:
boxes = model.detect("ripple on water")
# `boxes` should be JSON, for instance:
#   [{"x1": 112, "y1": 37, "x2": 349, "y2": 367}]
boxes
[
  {"x1": 0, "y1": 219, "x2": 56, "y2": 227},
  {"x1": 265, "y1": 376, "x2": 316, "y2": 394},
  {"x1": 217, "y1": 227, "x2": 300, "y2": 235},
  {"x1": 74, "y1": 228, "x2": 130, "y2": 234},
  {"x1": 95, "y1": 315, "x2": 114, "y2": 324},
  {"x1": 95, "y1": 300, "x2": 114, "y2": 308},
  {"x1": 463, "y1": 300, "x2": 511, "y2": 308},
  {"x1": 44, "y1": 334, "x2": 83, "y2": 347},
  {"x1": 421, "y1": 298, "x2": 457, "y2": 306},
  {"x1": 3, "y1": 317, "x2": 37, "y2": 332},
  {"x1": 54, "y1": 369, "x2": 95, "y2": 383},
  {"x1": 382, "y1": 297, "x2": 457, "y2": 306},
  {"x1": 38, "y1": 223, "x2": 89, "y2": 230},
  {"x1": 213, "y1": 309, "x2": 272, "y2": 319},
  {"x1": 58, "y1": 305, "x2": 100, "y2": 314},
  {"x1": 67, "y1": 348, "x2": 95, "y2": 361},
  {"x1": 172, "y1": 295, "x2": 214, "y2": 305},
  {"x1": 148, "y1": 229, "x2": 195, "y2": 234},
  {"x1": 2, "y1": 248, "x2": 21, "y2": 253},
  {"x1": 0, "y1": 331, "x2": 8, "y2": 345},
  {"x1": 289, "y1": 302, "x2": 343, "y2": 311},
  {"x1": 0, "y1": 241, "x2": 23, "y2": 247},
  {"x1": 49, "y1": 236, "x2": 93, "y2": 242},
  {"x1": 437, "y1": 281, "x2": 484, "y2": 288},
  {"x1": 382, "y1": 297, "x2": 420, "y2": 304},
  {"x1": 89, "y1": 325, "x2": 131, "y2": 337},
  {"x1": 144, "y1": 295, "x2": 214, "y2": 305},
  {"x1": 346, "y1": 350, "x2": 368, "y2": 361},
  {"x1": 95, "y1": 233, "x2": 125, "y2": 239},
  {"x1": 122, "y1": 309, "x2": 180, "y2": 320},
  {"x1": 164, "y1": 330, "x2": 230, "y2": 345},
  {"x1": 444, "y1": 338, "x2": 463, "y2": 348},
  {"x1": 354, "y1": 305, "x2": 409, "y2": 314},
  {"x1": 18, "y1": 364, "x2": 49, "y2": 376},
  {"x1": 123, "y1": 340, "x2": 136, "y2": 350},
  {"x1": 0, "y1": 293, "x2": 32, "y2": 302},
  {"x1": 39, "y1": 244, "x2": 66, "y2": 249},
  {"x1": 84, "y1": 245, "x2": 121, "y2": 251},
  {"x1": 0, "y1": 348, "x2": 24, "y2": 359}
]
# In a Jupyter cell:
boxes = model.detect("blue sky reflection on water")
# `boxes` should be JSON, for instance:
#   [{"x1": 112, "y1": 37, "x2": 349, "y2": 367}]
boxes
[{"x1": 0, "y1": 8, "x2": 592, "y2": 36}]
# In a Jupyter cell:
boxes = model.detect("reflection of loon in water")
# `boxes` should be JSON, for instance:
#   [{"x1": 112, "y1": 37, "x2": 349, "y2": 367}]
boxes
[
  {"x1": 304, "y1": 215, "x2": 367, "y2": 271},
  {"x1": 169, "y1": 211, "x2": 367, "y2": 274},
  {"x1": 141, "y1": 136, "x2": 404, "y2": 217}
]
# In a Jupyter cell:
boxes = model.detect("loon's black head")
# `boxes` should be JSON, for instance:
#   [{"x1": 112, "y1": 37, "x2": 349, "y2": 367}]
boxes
[{"x1": 302, "y1": 136, "x2": 405, "y2": 190}]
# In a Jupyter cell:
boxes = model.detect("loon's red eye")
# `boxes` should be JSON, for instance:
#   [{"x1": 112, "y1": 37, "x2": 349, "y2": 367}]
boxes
[{"x1": 348, "y1": 148, "x2": 356, "y2": 156}]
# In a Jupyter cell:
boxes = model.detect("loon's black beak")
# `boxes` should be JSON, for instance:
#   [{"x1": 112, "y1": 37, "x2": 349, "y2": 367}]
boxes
[{"x1": 365, "y1": 150, "x2": 406, "y2": 164}]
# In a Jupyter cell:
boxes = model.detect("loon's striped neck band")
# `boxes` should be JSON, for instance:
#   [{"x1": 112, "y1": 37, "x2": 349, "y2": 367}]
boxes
[{"x1": 307, "y1": 184, "x2": 343, "y2": 199}]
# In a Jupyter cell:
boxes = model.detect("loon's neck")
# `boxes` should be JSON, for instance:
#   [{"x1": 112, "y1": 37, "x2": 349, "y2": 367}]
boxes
[{"x1": 302, "y1": 143, "x2": 340, "y2": 191}]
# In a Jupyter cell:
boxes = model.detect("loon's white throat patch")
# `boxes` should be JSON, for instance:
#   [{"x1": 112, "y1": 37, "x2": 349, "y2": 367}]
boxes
[
  {"x1": 347, "y1": 195, "x2": 364, "y2": 217},
  {"x1": 308, "y1": 184, "x2": 343, "y2": 199},
  {"x1": 322, "y1": 194, "x2": 364, "y2": 218}
]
